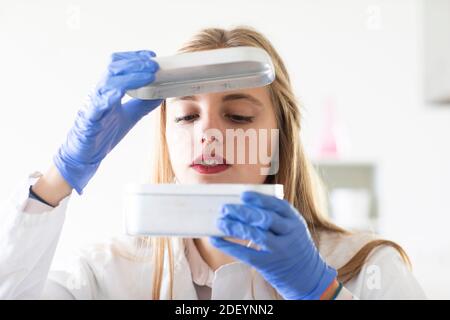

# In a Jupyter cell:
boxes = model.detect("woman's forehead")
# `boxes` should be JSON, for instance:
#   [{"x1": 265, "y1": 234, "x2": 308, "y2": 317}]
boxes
[{"x1": 166, "y1": 86, "x2": 271, "y2": 107}]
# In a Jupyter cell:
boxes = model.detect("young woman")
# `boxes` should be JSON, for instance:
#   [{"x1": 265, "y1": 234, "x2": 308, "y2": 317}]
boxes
[{"x1": 0, "y1": 26, "x2": 426, "y2": 300}]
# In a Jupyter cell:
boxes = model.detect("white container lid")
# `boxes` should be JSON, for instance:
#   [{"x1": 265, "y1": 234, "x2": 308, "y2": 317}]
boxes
[
  {"x1": 125, "y1": 46, "x2": 275, "y2": 99},
  {"x1": 124, "y1": 183, "x2": 284, "y2": 199}
]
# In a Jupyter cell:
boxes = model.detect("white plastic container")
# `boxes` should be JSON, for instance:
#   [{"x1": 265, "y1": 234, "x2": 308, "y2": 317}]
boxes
[
  {"x1": 125, "y1": 46, "x2": 275, "y2": 99},
  {"x1": 123, "y1": 183, "x2": 284, "y2": 237}
]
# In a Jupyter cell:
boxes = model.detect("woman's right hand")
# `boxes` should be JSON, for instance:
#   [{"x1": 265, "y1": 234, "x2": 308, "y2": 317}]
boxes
[{"x1": 52, "y1": 50, "x2": 162, "y2": 195}]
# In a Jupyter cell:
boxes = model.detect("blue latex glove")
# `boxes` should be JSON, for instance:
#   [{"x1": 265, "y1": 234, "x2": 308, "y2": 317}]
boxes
[
  {"x1": 210, "y1": 191, "x2": 337, "y2": 300},
  {"x1": 53, "y1": 50, "x2": 163, "y2": 194}
]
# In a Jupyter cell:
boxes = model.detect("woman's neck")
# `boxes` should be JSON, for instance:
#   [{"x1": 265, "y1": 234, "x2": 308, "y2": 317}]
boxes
[{"x1": 193, "y1": 237, "x2": 249, "y2": 271}]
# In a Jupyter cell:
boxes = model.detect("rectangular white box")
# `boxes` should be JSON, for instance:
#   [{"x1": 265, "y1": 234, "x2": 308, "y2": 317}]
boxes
[{"x1": 123, "y1": 183, "x2": 284, "y2": 237}]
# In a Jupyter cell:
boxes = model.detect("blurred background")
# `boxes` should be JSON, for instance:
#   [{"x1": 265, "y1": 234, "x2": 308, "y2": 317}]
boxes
[{"x1": 1, "y1": 0, "x2": 449, "y2": 299}]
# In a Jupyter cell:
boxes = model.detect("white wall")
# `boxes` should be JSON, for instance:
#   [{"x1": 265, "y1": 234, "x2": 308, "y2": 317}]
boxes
[{"x1": 1, "y1": 0, "x2": 449, "y2": 298}]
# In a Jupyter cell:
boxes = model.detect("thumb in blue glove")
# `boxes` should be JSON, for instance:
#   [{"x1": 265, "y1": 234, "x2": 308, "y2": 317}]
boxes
[
  {"x1": 53, "y1": 50, "x2": 163, "y2": 194},
  {"x1": 210, "y1": 191, "x2": 337, "y2": 300}
]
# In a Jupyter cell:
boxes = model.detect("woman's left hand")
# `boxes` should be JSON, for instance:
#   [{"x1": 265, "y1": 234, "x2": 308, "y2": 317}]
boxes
[{"x1": 210, "y1": 191, "x2": 337, "y2": 300}]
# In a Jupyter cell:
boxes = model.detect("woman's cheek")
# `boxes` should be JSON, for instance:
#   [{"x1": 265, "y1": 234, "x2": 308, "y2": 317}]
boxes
[{"x1": 166, "y1": 126, "x2": 195, "y2": 168}]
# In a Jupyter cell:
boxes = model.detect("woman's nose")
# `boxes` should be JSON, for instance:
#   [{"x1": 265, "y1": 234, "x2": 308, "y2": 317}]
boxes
[
  {"x1": 201, "y1": 135, "x2": 217, "y2": 144},
  {"x1": 195, "y1": 112, "x2": 224, "y2": 143}
]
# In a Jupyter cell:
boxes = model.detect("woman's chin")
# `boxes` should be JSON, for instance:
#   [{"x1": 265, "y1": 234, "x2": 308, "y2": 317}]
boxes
[
  {"x1": 180, "y1": 167, "x2": 263, "y2": 184},
  {"x1": 196, "y1": 178, "x2": 235, "y2": 184},
  {"x1": 186, "y1": 171, "x2": 237, "y2": 184}
]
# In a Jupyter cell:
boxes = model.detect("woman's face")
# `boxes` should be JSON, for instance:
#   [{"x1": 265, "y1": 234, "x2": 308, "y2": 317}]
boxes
[{"x1": 165, "y1": 86, "x2": 278, "y2": 184}]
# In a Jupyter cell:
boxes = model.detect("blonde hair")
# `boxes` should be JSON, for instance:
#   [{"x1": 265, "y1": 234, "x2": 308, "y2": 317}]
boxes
[{"x1": 144, "y1": 26, "x2": 411, "y2": 299}]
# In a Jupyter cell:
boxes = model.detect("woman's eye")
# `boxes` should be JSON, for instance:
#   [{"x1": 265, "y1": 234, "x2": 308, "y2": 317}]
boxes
[
  {"x1": 174, "y1": 114, "x2": 199, "y2": 123},
  {"x1": 174, "y1": 114, "x2": 254, "y2": 124},
  {"x1": 226, "y1": 114, "x2": 255, "y2": 123}
]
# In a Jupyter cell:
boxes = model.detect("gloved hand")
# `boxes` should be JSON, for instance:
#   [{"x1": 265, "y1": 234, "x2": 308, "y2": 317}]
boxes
[
  {"x1": 53, "y1": 50, "x2": 163, "y2": 194},
  {"x1": 210, "y1": 191, "x2": 337, "y2": 300}
]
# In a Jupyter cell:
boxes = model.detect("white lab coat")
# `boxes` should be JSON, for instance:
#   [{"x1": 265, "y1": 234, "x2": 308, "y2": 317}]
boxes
[{"x1": 0, "y1": 171, "x2": 427, "y2": 300}]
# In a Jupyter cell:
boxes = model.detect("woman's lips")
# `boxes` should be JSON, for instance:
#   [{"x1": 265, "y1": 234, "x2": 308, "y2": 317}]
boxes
[
  {"x1": 190, "y1": 163, "x2": 231, "y2": 174},
  {"x1": 190, "y1": 154, "x2": 231, "y2": 174}
]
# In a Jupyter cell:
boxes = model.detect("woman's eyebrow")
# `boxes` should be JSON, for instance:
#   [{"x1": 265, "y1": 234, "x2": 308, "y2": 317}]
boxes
[
  {"x1": 222, "y1": 93, "x2": 264, "y2": 107},
  {"x1": 170, "y1": 93, "x2": 264, "y2": 107}
]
